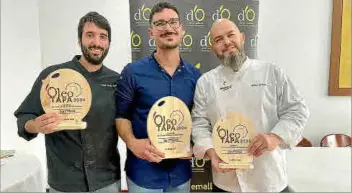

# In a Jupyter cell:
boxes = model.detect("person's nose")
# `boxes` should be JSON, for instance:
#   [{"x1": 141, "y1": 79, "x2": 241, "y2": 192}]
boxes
[{"x1": 223, "y1": 36, "x2": 231, "y2": 46}]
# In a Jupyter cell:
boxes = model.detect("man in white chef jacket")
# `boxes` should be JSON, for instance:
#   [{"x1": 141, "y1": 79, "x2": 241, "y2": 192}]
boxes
[{"x1": 191, "y1": 18, "x2": 310, "y2": 192}]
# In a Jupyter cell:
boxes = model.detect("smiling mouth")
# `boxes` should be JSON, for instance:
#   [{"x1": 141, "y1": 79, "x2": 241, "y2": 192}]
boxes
[
  {"x1": 89, "y1": 48, "x2": 103, "y2": 55},
  {"x1": 224, "y1": 46, "x2": 237, "y2": 52},
  {"x1": 161, "y1": 32, "x2": 177, "y2": 37},
  {"x1": 162, "y1": 35, "x2": 174, "y2": 39}
]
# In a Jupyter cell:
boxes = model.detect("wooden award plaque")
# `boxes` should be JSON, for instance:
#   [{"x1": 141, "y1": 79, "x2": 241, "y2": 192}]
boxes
[
  {"x1": 40, "y1": 68, "x2": 92, "y2": 130},
  {"x1": 212, "y1": 112, "x2": 255, "y2": 169},
  {"x1": 147, "y1": 96, "x2": 192, "y2": 159}
]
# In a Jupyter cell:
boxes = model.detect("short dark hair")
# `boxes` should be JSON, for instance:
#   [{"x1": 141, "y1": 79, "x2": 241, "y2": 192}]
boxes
[
  {"x1": 78, "y1": 12, "x2": 111, "y2": 43},
  {"x1": 149, "y1": 2, "x2": 180, "y2": 25}
]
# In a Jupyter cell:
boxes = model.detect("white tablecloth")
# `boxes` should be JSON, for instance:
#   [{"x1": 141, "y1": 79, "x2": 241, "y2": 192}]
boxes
[
  {"x1": 1, "y1": 153, "x2": 45, "y2": 192},
  {"x1": 287, "y1": 147, "x2": 351, "y2": 192}
]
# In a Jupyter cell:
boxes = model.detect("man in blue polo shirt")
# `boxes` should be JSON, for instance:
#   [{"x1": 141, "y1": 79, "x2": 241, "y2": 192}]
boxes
[{"x1": 115, "y1": 2, "x2": 201, "y2": 192}]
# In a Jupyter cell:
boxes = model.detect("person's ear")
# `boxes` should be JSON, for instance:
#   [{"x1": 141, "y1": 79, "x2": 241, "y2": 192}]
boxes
[
  {"x1": 148, "y1": 28, "x2": 154, "y2": 39},
  {"x1": 241, "y1": 32, "x2": 246, "y2": 42}
]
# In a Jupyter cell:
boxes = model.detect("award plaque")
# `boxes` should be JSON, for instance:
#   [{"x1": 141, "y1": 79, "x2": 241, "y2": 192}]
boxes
[
  {"x1": 212, "y1": 112, "x2": 255, "y2": 169},
  {"x1": 147, "y1": 96, "x2": 192, "y2": 159},
  {"x1": 40, "y1": 68, "x2": 92, "y2": 130}
]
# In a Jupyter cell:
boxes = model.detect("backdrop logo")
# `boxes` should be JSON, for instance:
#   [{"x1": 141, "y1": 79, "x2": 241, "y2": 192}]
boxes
[
  {"x1": 148, "y1": 38, "x2": 156, "y2": 52},
  {"x1": 200, "y1": 32, "x2": 212, "y2": 52},
  {"x1": 212, "y1": 5, "x2": 231, "y2": 20},
  {"x1": 194, "y1": 63, "x2": 201, "y2": 69},
  {"x1": 148, "y1": 38, "x2": 156, "y2": 47},
  {"x1": 186, "y1": 5, "x2": 205, "y2": 25},
  {"x1": 183, "y1": 34, "x2": 193, "y2": 47},
  {"x1": 133, "y1": 5, "x2": 151, "y2": 26},
  {"x1": 191, "y1": 157, "x2": 206, "y2": 168},
  {"x1": 180, "y1": 33, "x2": 193, "y2": 52},
  {"x1": 250, "y1": 35, "x2": 258, "y2": 49},
  {"x1": 131, "y1": 31, "x2": 142, "y2": 52},
  {"x1": 237, "y1": 5, "x2": 256, "y2": 26}
]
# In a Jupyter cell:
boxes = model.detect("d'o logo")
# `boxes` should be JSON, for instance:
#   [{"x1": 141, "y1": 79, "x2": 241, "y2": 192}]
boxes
[
  {"x1": 200, "y1": 32, "x2": 212, "y2": 47},
  {"x1": 134, "y1": 5, "x2": 151, "y2": 21},
  {"x1": 186, "y1": 5, "x2": 205, "y2": 22},
  {"x1": 238, "y1": 5, "x2": 256, "y2": 22},
  {"x1": 191, "y1": 157, "x2": 206, "y2": 168},
  {"x1": 182, "y1": 33, "x2": 193, "y2": 47},
  {"x1": 131, "y1": 31, "x2": 142, "y2": 47},
  {"x1": 212, "y1": 5, "x2": 231, "y2": 20}
]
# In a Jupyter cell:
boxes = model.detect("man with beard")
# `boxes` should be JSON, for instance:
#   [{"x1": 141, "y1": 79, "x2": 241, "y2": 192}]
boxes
[
  {"x1": 115, "y1": 2, "x2": 201, "y2": 192},
  {"x1": 191, "y1": 19, "x2": 309, "y2": 192},
  {"x1": 14, "y1": 12, "x2": 121, "y2": 192}
]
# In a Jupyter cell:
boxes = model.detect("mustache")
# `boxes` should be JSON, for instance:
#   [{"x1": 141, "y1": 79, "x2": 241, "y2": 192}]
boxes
[
  {"x1": 160, "y1": 31, "x2": 178, "y2": 37},
  {"x1": 223, "y1": 45, "x2": 239, "y2": 53}
]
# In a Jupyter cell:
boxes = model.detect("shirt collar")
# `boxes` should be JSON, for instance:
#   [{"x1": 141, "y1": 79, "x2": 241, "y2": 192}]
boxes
[
  {"x1": 72, "y1": 55, "x2": 104, "y2": 75},
  {"x1": 149, "y1": 50, "x2": 186, "y2": 70}
]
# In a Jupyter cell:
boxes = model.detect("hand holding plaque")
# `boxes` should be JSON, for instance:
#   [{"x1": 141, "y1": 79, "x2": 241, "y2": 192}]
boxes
[
  {"x1": 212, "y1": 112, "x2": 255, "y2": 169},
  {"x1": 147, "y1": 96, "x2": 192, "y2": 159},
  {"x1": 40, "y1": 68, "x2": 92, "y2": 130}
]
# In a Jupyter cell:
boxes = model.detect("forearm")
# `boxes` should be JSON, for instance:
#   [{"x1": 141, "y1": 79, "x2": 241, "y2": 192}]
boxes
[
  {"x1": 205, "y1": 148, "x2": 217, "y2": 159},
  {"x1": 273, "y1": 68, "x2": 310, "y2": 148},
  {"x1": 115, "y1": 118, "x2": 137, "y2": 147},
  {"x1": 192, "y1": 116, "x2": 214, "y2": 159},
  {"x1": 24, "y1": 119, "x2": 39, "y2": 134}
]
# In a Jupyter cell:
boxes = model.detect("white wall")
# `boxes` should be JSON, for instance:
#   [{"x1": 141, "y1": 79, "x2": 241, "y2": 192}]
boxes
[
  {"x1": 38, "y1": 0, "x2": 131, "y2": 71},
  {"x1": 1, "y1": 0, "x2": 46, "y2": 181},
  {"x1": 258, "y1": 0, "x2": 351, "y2": 146},
  {"x1": 1, "y1": 0, "x2": 46, "y2": 188}
]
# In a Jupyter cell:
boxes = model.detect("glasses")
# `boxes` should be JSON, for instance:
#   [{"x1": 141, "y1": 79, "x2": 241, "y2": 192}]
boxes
[{"x1": 152, "y1": 18, "x2": 181, "y2": 31}]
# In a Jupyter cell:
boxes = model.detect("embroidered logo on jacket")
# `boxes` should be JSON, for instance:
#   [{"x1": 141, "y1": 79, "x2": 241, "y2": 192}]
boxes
[
  {"x1": 220, "y1": 81, "x2": 232, "y2": 91},
  {"x1": 251, "y1": 83, "x2": 267, "y2": 87},
  {"x1": 100, "y1": 83, "x2": 117, "y2": 88}
]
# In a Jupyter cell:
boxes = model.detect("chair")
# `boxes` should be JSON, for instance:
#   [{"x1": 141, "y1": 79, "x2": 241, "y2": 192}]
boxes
[
  {"x1": 320, "y1": 134, "x2": 351, "y2": 147},
  {"x1": 296, "y1": 137, "x2": 312, "y2": 147}
]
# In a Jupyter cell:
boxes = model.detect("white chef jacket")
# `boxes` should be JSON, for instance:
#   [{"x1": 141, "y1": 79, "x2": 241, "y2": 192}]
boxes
[{"x1": 191, "y1": 58, "x2": 309, "y2": 192}]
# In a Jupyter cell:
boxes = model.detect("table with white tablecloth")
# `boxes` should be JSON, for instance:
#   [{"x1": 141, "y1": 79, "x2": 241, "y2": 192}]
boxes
[
  {"x1": 286, "y1": 147, "x2": 351, "y2": 192},
  {"x1": 1, "y1": 153, "x2": 45, "y2": 192},
  {"x1": 1, "y1": 148, "x2": 349, "y2": 192}
]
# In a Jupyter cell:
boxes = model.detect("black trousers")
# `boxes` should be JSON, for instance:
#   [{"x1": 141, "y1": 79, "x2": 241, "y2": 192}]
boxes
[{"x1": 212, "y1": 184, "x2": 291, "y2": 192}]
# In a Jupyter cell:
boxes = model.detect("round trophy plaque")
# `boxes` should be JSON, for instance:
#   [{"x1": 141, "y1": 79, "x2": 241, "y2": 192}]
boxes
[
  {"x1": 40, "y1": 68, "x2": 92, "y2": 130},
  {"x1": 212, "y1": 112, "x2": 255, "y2": 169},
  {"x1": 147, "y1": 96, "x2": 192, "y2": 159}
]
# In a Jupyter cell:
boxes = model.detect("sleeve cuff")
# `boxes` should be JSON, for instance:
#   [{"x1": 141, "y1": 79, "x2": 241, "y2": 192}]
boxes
[
  {"x1": 17, "y1": 114, "x2": 38, "y2": 141},
  {"x1": 115, "y1": 113, "x2": 131, "y2": 120},
  {"x1": 270, "y1": 121, "x2": 302, "y2": 150},
  {"x1": 193, "y1": 138, "x2": 214, "y2": 160}
]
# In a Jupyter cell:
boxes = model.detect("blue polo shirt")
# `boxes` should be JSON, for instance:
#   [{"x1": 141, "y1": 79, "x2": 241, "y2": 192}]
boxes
[{"x1": 115, "y1": 52, "x2": 201, "y2": 189}]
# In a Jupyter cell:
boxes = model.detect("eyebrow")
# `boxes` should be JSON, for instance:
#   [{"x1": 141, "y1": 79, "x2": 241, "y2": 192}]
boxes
[
  {"x1": 84, "y1": 31, "x2": 108, "y2": 39},
  {"x1": 153, "y1": 18, "x2": 179, "y2": 22},
  {"x1": 85, "y1": 31, "x2": 107, "y2": 35}
]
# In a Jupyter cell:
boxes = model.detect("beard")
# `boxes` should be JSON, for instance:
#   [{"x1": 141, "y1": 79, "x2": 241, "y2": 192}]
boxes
[
  {"x1": 218, "y1": 44, "x2": 246, "y2": 72},
  {"x1": 80, "y1": 43, "x2": 109, "y2": 65},
  {"x1": 159, "y1": 43, "x2": 179, "y2": 49}
]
